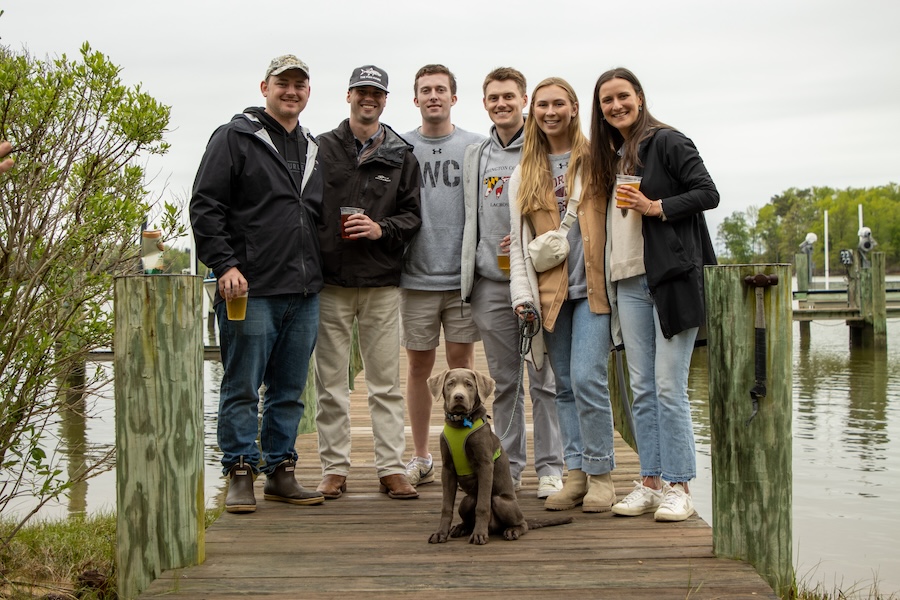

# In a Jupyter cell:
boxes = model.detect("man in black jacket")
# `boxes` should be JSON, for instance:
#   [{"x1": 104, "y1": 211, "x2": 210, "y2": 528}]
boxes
[
  {"x1": 190, "y1": 54, "x2": 325, "y2": 514},
  {"x1": 314, "y1": 65, "x2": 422, "y2": 500}
]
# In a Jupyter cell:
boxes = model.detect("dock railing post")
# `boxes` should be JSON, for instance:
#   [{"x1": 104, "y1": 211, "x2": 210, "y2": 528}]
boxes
[
  {"x1": 794, "y1": 253, "x2": 811, "y2": 347},
  {"x1": 114, "y1": 275, "x2": 205, "y2": 599},
  {"x1": 704, "y1": 264, "x2": 793, "y2": 598},
  {"x1": 871, "y1": 252, "x2": 887, "y2": 348},
  {"x1": 850, "y1": 251, "x2": 887, "y2": 349}
]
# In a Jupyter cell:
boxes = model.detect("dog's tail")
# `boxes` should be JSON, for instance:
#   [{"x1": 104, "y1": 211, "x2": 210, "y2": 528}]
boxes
[{"x1": 525, "y1": 516, "x2": 574, "y2": 529}]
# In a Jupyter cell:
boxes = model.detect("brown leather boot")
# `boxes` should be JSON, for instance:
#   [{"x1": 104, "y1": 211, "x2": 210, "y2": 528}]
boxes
[
  {"x1": 379, "y1": 474, "x2": 419, "y2": 499},
  {"x1": 544, "y1": 468, "x2": 587, "y2": 510},
  {"x1": 263, "y1": 459, "x2": 324, "y2": 505},
  {"x1": 316, "y1": 474, "x2": 347, "y2": 499},
  {"x1": 583, "y1": 472, "x2": 616, "y2": 512},
  {"x1": 225, "y1": 457, "x2": 257, "y2": 514}
]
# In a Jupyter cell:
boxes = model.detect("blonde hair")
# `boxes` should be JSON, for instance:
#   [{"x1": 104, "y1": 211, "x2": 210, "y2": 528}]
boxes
[{"x1": 517, "y1": 77, "x2": 590, "y2": 215}]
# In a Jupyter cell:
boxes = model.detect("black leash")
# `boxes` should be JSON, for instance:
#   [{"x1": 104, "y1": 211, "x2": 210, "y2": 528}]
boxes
[{"x1": 499, "y1": 302, "x2": 541, "y2": 441}]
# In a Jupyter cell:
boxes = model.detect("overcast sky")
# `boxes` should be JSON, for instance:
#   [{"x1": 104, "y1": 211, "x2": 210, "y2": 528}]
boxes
[{"x1": 3, "y1": 0, "x2": 899, "y2": 244}]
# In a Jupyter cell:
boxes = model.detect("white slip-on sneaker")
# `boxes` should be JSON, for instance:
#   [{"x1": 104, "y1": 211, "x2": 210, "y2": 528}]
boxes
[
  {"x1": 611, "y1": 480, "x2": 663, "y2": 516},
  {"x1": 536, "y1": 475, "x2": 563, "y2": 499},
  {"x1": 654, "y1": 483, "x2": 695, "y2": 522}
]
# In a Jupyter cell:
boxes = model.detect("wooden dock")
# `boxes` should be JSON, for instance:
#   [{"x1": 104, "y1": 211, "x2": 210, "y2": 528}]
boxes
[{"x1": 139, "y1": 343, "x2": 777, "y2": 599}]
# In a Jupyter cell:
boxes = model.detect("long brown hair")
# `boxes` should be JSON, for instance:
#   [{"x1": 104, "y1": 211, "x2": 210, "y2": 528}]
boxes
[
  {"x1": 589, "y1": 68, "x2": 672, "y2": 199},
  {"x1": 518, "y1": 77, "x2": 589, "y2": 215}
]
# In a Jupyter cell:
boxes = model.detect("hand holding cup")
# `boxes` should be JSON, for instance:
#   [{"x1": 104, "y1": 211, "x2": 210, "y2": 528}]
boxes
[{"x1": 615, "y1": 174, "x2": 643, "y2": 210}]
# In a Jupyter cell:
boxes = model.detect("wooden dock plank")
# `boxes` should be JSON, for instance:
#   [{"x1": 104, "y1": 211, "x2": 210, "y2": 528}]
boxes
[{"x1": 140, "y1": 341, "x2": 777, "y2": 599}]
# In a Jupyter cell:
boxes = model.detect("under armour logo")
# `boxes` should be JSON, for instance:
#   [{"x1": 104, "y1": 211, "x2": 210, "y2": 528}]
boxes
[
  {"x1": 432, "y1": 149, "x2": 442, "y2": 154},
  {"x1": 558, "y1": 162, "x2": 566, "y2": 170}
]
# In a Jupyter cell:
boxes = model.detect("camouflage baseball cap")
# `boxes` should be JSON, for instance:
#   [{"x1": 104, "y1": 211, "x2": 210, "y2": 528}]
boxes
[
  {"x1": 348, "y1": 65, "x2": 389, "y2": 93},
  {"x1": 265, "y1": 55, "x2": 310, "y2": 79}
]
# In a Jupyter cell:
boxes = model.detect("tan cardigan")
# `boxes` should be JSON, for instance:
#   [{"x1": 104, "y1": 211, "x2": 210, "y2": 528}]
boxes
[{"x1": 508, "y1": 166, "x2": 611, "y2": 341}]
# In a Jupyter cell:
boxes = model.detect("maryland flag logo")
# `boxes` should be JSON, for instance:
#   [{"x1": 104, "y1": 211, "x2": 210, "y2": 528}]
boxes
[{"x1": 483, "y1": 176, "x2": 507, "y2": 198}]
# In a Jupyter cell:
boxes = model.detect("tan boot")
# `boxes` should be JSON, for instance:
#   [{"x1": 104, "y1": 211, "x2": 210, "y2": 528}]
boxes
[
  {"x1": 544, "y1": 469, "x2": 587, "y2": 510},
  {"x1": 583, "y1": 472, "x2": 616, "y2": 513}
]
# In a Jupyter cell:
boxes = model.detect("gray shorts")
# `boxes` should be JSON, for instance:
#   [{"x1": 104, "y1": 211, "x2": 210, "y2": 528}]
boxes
[{"x1": 399, "y1": 289, "x2": 481, "y2": 350}]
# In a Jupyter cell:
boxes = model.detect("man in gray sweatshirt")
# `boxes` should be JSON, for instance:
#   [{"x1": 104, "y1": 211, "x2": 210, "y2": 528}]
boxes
[
  {"x1": 401, "y1": 65, "x2": 485, "y2": 486},
  {"x1": 460, "y1": 67, "x2": 564, "y2": 498}
]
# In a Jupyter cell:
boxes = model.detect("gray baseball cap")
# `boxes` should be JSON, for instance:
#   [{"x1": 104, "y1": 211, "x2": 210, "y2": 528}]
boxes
[
  {"x1": 348, "y1": 65, "x2": 389, "y2": 93},
  {"x1": 265, "y1": 55, "x2": 310, "y2": 79}
]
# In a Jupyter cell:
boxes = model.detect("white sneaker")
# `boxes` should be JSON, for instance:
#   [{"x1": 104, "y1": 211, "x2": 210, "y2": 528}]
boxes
[
  {"x1": 404, "y1": 455, "x2": 434, "y2": 487},
  {"x1": 536, "y1": 475, "x2": 563, "y2": 499},
  {"x1": 512, "y1": 477, "x2": 522, "y2": 492},
  {"x1": 654, "y1": 483, "x2": 695, "y2": 522},
  {"x1": 611, "y1": 481, "x2": 663, "y2": 516}
]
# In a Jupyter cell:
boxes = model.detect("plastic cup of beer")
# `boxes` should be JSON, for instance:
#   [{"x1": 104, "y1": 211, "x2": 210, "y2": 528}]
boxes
[
  {"x1": 615, "y1": 175, "x2": 642, "y2": 209},
  {"x1": 340, "y1": 207, "x2": 365, "y2": 239},
  {"x1": 225, "y1": 290, "x2": 248, "y2": 321},
  {"x1": 496, "y1": 240, "x2": 510, "y2": 275}
]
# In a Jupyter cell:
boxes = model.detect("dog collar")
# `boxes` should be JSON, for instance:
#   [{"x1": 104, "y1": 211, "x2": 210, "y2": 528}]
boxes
[{"x1": 445, "y1": 412, "x2": 478, "y2": 428}]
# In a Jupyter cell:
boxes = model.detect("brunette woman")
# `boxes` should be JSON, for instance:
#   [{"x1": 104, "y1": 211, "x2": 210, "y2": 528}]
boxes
[{"x1": 591, "y1": 67, "x2": 718, "y2": 522}]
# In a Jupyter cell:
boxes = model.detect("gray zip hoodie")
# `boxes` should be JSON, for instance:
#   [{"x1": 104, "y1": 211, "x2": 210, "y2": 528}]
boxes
[{"x1": 461, "y1": 126, "x2": 524, "y2": 301}]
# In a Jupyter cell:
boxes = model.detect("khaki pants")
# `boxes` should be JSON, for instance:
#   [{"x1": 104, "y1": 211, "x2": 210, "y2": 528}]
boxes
[{"x1": 314, "y1": 284, "x2": 406, "y2": 477}]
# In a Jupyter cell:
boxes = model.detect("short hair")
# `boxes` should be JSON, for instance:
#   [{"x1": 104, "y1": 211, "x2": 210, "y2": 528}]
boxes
[
  {"x1": 482, "y1": 67, "x2": 527, "y2": 97},
  {"x1": 413, "y1": 64, "x2": 457, "y2": 95}
]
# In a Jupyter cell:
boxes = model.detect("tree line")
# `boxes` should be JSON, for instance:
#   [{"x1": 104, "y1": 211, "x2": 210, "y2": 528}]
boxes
[{"x1": 715, "y1": 184, "x2": 899, "y2": 272}]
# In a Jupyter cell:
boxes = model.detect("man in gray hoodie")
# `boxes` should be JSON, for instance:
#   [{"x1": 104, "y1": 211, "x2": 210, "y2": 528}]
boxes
[{"x1": 460, "y1": 67, "x2": 564, "y2": 498}]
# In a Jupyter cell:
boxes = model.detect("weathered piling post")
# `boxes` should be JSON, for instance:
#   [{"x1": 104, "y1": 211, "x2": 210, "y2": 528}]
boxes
[
  {"x1": 851, "y1": 251, "x2": 887, "y2": 349},
  {"x1": 608, "y1": 352, "x2": 637, "y2": 451},
  {"x1": 704, "y1": 264, "x2": 793, "y2": 598},
  {"x1": 794, "y1": 253, "x2": 811, "y2": 347},
  {"x1": 114, "y1": 275, "x2": 205, "y2": 599}
]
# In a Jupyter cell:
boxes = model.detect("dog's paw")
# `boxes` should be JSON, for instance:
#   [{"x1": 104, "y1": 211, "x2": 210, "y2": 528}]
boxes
[
  {"x1": 468, "y1": 532, "x2": 489, "y2": 545},
  {"x1": 503, "y1": 526, "x2": 526, "y2": 541},
  {"x1": 449, "y1": 524, "x2": 471, "y2": 538},
  {"x1": 428, "y1": 531, "x2": 449, "y2": 544}
]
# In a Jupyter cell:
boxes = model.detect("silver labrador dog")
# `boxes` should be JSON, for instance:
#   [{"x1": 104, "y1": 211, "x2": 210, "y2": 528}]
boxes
[{"x1": 427, "y1": 368, "x2": 572, "y2": 545}]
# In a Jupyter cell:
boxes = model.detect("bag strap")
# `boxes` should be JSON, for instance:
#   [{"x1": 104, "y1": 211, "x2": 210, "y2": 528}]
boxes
[{"x1": 558, "y1": 168, "x2": 583, "y2": 233}]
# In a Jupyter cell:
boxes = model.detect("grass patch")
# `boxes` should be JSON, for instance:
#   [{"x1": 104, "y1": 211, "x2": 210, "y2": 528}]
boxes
[
  {"x1": 1, "y1": 507, "x2": 223, "y2": 598},
  {"x1": 0, "y1": 511, "x2": 116, "y2": 598},
  {"x1": 797, "y1": 580, "x2": 898, "y2": 600}
]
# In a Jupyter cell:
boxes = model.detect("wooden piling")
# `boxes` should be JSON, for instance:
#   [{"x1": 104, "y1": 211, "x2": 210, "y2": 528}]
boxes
[
  {"x1": 794, "y1": 253, "x2": 811, "y2": 348},
  {"x1": 114, "y1": 275, "x2": 205, "y2": 599},
  {"x1": 852, "y1": 252, "x2": 887, "y2": 349},
  {"x1": 704, "y1": 264, "x2": 793, "y2": 598}
]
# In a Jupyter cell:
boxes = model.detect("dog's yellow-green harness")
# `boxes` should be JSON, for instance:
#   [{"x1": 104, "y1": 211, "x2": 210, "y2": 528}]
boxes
[{"x1": 441, "y1": 418, "x2": 502, "y2": 477}]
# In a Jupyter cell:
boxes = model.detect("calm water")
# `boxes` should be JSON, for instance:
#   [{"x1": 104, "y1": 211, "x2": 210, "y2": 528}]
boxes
[{"x1": 8, "y1": 316, "x2": 900, "y2": 595}]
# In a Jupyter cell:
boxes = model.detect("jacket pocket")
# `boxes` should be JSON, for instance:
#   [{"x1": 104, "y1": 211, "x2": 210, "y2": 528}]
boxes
[{"x1": 645, "y1": 222, "x2": 692, "y2": 288}]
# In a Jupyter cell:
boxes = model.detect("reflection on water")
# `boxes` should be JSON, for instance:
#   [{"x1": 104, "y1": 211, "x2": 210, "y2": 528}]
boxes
[
  {"x1": 692, "y1": 319, "x2": 900, "y2": 595},
  {"x1": 7, "y1": 360, "x2": 228, "y2": 520}
]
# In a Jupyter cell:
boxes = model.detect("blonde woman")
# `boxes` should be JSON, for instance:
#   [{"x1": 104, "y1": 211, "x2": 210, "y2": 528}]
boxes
[{"x1": 508, "y1": 77, "x2": 616, "y2": 512}]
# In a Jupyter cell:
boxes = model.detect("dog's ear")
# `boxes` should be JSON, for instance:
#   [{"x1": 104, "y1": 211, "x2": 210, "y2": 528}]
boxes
[
  {"x1": 473, "y1": 369, "x2": 496, "y2": 405},
  {"x1": 427, "y1": 369, "x2": 451, "y2": 402}
]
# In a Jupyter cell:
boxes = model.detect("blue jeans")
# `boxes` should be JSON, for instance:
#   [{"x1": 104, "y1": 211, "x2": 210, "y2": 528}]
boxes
[
  {"x1": 216, "y1": 293, "x2": 319, "y2": 475},
  {"x1": 542, "y1": 298, "x2": 615, "y2": 476},
  {"x1": 616, "y1": 275, "x2": 697, "y2": 482}
]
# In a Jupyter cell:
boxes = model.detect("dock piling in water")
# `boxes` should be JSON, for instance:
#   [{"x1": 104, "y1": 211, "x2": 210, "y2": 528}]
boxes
[
  {"x1": 114, "y1": 275, "x2": 205, "y2": 599},
  {"x1": 704, "y1": 263, "x2": 793, "y2": 598}
]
